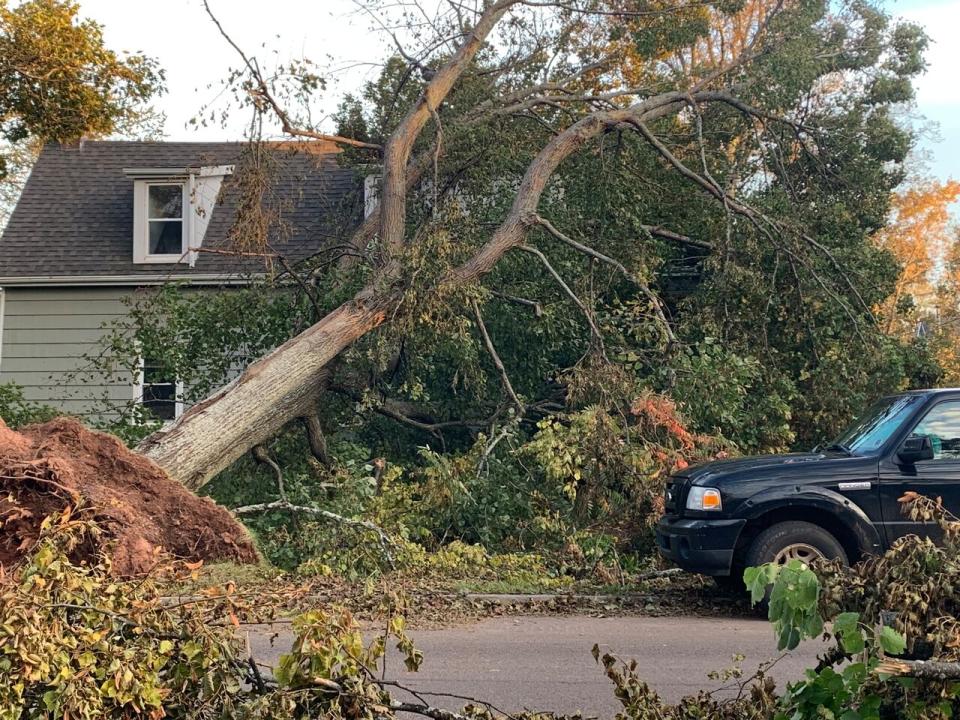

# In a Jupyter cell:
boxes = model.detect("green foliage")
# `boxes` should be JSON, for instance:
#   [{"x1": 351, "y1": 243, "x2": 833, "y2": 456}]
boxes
[
  {"x1": 0, "y1": 382, "x2": 58, "y2": 428},
  {"x1": 0, "y1": 0, "x2": 161, "y2": 212},
  {"x1": 653, "y1": 339, "x2": 796, "y2": 452},
  {"x1": 736, "y1": 494, "x2": 960, "y2": 720},
  {"x1": 745, "y1": 560, "x2": 823, "y2": 651},
  {"x1": 0, "y1": 0, "x2": 161, "y2": 150},
  {"x1": 743, "y1": 559, "x2": 912, "y2": 720},
  {"x1": 0, "y1": 512, "x2": 427, "y2": 720},
  {"x1": 0, "y1": 515, "x2": 244, "y2": 720}
]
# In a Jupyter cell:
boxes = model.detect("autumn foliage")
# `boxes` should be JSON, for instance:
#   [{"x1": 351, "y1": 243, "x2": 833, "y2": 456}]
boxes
[{"x1": 874, "y1": 179, "x2": 960, "y2": 337}]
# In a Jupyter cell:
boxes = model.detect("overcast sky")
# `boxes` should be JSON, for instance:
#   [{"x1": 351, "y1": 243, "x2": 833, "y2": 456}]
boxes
[{"x1": 80, "y1": 0, "x2": 959, "y2": 183}]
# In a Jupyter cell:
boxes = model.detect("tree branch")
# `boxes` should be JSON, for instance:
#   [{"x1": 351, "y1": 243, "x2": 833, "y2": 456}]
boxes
[
  {"x1": 252, "y1": 444, "x2": 286, "y2": 500},
  {"x1": 379, "y1": 0, "x2": 522, "y2": 259},
  {"x1": 301, "y1": 414, "x2": 331, "y2": 468},
  {"x1": 533, "y1": 214, "x2": 677, "y2": 345},
  {"x1": 202, "y1": 0, "x2": 382, "y2": 151},
  {"x1": 641, "y1": 224, "x2": 713, "y2": 251},
  {"x1": 491, "y1": 290, "x2": 543, "y2": 315},
  {"x1": 876, "y1": 658, "x2": 960, "y2": 680},
  {"x1": 232, "y1": 500, "x2": 396, "y2": 569},
  {"x1": 517, "y1": 244, "x2": 604, "y2": 349},
  {"x1": 470, "y1": 298, "x2": 524, "y2": 413}
]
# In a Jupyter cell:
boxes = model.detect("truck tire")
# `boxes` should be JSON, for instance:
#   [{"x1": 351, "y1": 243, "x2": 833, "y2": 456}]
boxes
[{"x1": 745, "y1": 521, "x2": 848, "y2": 570}]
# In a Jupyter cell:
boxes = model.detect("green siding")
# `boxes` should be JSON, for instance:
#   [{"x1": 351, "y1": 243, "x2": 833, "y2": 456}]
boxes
[{"x1": 0, "y1": 287, "x2": 135, "y2": 419}]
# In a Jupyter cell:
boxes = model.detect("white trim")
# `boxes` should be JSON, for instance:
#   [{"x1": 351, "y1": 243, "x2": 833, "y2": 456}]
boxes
[
  {"x1": 134, "y1": 180, "x2": 189, "y2": 264},
  {"x1": 123, "y1": 165, "x2": 234, "y2": 179},
  {"x1": 187, "y1": 173, "x2": 197, "y2": 266},
  {"x1": 124, "y1": 167, "x2": 190, "y2": 178}
]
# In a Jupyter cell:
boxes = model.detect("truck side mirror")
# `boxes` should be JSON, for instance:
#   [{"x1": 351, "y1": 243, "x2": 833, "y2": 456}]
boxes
[{"x1": 898, "y1": 435, "x2": 934, "y2": 464}]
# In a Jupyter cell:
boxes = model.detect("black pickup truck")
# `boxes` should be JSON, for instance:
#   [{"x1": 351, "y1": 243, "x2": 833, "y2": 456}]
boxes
[{"x1": 656, "y1": 388, "x2": 960, "y2": 585}]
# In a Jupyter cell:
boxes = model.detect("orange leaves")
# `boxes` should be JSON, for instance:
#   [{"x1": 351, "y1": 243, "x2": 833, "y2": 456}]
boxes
[
  {"x1": 875, "y1": 178, "x2": 960, "y2": 337},
  {"x1": 630, "y1": 392, "x2": 697, "y2": 450}
]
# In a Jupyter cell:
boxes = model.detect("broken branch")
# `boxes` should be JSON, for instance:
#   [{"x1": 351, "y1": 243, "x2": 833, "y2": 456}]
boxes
[{"x1": 232, "y1": 500, "x2": 396, "y2": 569}]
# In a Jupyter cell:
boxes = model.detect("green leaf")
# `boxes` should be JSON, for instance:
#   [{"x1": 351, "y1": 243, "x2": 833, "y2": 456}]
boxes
[
  {"x1": 879, "y1": 626, "x2": 906, "y2": 656},
  {"x1": 834, "y1": 612, "x2": 865, "y2": 654},
  {"x1": 833, "y1": 612, "x2": 860, "y2": 635}
]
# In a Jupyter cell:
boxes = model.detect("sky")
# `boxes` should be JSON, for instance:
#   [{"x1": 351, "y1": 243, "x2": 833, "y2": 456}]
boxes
[
  {"x1": 80, "y1": 0, "x2": 960, "y2": 183},
  {"x1": 894, "y1": 0, "x2": 960, "y2": 182}
]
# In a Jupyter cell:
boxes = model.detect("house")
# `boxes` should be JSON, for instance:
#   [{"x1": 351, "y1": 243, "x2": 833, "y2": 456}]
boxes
[{"x1": 0, "y1": 141, "x2": 362, "y2": 422}]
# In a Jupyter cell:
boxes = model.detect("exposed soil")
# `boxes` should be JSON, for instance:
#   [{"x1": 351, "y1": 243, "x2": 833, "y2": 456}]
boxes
[{"x1": 0, "y1": 417, "x2": 259, "y2": 575}]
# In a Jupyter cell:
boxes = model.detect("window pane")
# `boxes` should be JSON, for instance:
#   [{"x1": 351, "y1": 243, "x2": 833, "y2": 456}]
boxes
[
  {"x1": 143, "y1": 361, "x2": 174, "y2": 385},
  {"x1": 149, "y1": 221, "x2": 183, "y2": 255},
  {"x1": 912, "y1": 402, "x2": 960, "y2": 460},
  {"x1": 143, "y1": 382, "x2": 176, "y2": 420},
  {"x1": 833, "y1": 394, "x2": 925, "y2": 454},
  {"x1": 148, "y1": 184, "x2": 183, "y2": 219}
]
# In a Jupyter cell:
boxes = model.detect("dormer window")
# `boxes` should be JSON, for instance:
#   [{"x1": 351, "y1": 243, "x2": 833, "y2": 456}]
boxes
[{"x1": 126, "y1": 165, "x2": 234, "y2": 265}]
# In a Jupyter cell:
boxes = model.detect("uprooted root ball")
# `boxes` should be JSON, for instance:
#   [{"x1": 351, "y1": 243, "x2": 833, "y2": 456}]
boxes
[{"x1": 0, "y1": 416, "x2": 258, "y2": 574}]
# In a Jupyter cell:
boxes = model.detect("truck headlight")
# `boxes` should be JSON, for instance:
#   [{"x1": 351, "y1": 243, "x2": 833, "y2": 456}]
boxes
[{"x1": 686, "y1": 487, "x2": 722, "y2": 511}]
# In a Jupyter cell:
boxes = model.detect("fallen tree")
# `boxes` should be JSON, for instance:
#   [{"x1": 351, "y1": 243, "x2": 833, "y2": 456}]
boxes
[{"x1": 134, "y1": 0, "x2": 926, "y2": 490}]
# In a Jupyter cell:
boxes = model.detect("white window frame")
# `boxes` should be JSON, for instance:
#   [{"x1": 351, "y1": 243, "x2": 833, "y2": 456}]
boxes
[
  {"x1": 133, "y1": 179, "x2": 190, "y2": 264},
  {"x1": 133, "y1": 355, "x2": 184, "y2": 422}
]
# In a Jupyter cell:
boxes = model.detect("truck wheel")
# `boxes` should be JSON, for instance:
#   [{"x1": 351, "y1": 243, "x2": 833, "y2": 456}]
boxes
[{"x1": 745, "y1": 521, "x2": 848, "y2": 570}]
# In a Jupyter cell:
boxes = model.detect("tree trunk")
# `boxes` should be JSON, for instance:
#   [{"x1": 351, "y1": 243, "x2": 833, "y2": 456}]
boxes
[
  {"x1": 138, "y1": 296, "x2": 394, "y2": 489},
  {"x1": 138, "y1": 0, "x2": 520, "y2": 489}
]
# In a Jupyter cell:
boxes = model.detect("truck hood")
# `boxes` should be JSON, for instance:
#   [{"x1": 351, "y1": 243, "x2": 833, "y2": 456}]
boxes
[{"x1": 677, "y1": 451, "x2": 861, "y2": 486}]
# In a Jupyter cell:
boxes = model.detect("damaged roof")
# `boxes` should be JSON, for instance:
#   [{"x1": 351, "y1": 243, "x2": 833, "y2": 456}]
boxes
[{"x1": 0, "y1": 141, "x2": 363, "y2": 285}]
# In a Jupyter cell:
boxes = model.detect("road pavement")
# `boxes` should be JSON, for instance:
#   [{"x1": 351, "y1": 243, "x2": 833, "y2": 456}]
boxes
[{"x1": 247, "y1": 614, "x2": 824, "y2": 715}]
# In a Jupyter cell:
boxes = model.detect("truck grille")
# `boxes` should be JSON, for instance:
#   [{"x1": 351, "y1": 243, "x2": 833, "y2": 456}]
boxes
[{"x1": 664, "y1": 476, "x2": 689, "y2": 514}]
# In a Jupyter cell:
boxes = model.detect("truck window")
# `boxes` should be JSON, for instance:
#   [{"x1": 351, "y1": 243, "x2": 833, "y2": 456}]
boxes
[
  {"x1": 830, "y1": 394, "x2": 926, "y2": 455},
  {"x1": 910, "y1": 401, "x2": 960, "y2": 460}
]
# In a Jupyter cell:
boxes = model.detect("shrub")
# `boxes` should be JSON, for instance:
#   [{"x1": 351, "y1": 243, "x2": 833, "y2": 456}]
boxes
[{"x1": 0, "y1": 382, "x2": 58, "y2": 428}]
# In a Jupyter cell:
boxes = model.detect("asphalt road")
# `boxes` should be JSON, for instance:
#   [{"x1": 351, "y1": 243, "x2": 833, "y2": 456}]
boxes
[{"x1": 247, "y1": 615, "x2": 824, "y2": 715}]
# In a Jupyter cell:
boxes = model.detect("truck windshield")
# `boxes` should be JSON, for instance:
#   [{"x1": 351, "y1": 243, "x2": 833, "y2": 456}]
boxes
[{"x1": 827, "y1": 394, "x2": 926, "y2": 455}]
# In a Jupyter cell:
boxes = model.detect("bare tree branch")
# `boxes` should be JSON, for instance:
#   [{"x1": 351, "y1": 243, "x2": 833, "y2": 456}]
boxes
[
  {"x1": 470, "y1": 297, "x2": 524, "y2": 413},
  {"x1": 490, "y1": 290, "x2": 543, "y2": 315},
  {"x1": 202, "y1": 0, "x2": 383, "y2": 151},
  {"x1": 517, "y1": 244, "x2": 604, "y2": 350}
]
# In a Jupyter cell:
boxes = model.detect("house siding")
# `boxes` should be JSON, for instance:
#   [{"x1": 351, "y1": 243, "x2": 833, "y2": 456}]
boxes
[{"x1": 0, "y1": 287, "x2": 135, "y2": 419}]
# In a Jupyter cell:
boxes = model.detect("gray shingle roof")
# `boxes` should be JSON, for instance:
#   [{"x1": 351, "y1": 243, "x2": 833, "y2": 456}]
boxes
[{"x1": 0, "y1": 141, "x2": 362, "y2": 283}]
